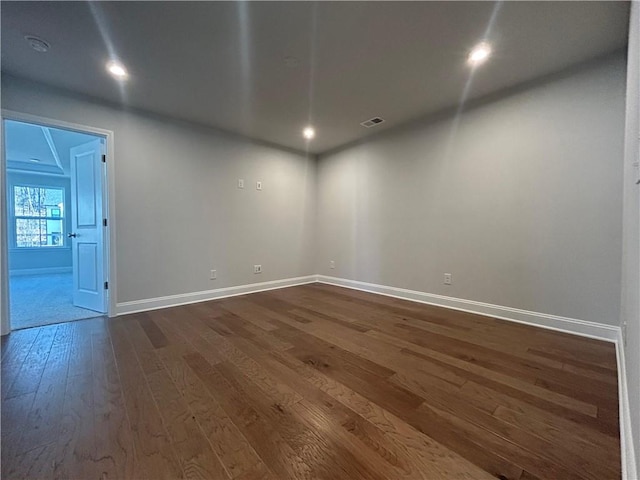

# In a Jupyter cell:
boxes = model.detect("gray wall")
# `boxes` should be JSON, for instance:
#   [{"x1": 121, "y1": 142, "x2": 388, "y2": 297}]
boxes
[
  {"x1": 316, "y1": 54, "x2": 626, "y2": 326},
  {"x1": 0, "y1": 55, "x2": 629, "y2": 329},
  {"x1": 621, "y1": 1, "x2": 640, "y2": 471},
  {"x1": 1, "y1": 75, "x2": 317, "y2": 305},
  {"x1": 6, "y1": 172, "x2": 72, "y2": 272}
]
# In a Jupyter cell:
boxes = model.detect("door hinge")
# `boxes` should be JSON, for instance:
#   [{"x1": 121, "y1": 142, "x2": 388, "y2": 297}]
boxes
[
  {"x1": 104, "y1": 281, "x2": 109, "y2": 290},
  {"x1": 101, "y1": 154, "x2": 106, "y2": 163},
  {"x1": 103, "y1": 218, "x2": 108, "y2": 227}
]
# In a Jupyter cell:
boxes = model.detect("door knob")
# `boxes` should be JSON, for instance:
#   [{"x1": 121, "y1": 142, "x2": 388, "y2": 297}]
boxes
[{"x1": 68, "y1": 233, "x2": 77, "y2": 238}]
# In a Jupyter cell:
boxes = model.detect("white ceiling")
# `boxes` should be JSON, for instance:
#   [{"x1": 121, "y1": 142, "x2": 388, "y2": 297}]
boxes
[
  {"x1": 0, "y1": 1, "x2": 629, "y2": 154},
  {"x1": 5, "y1": 121, "x2": 57, "y2": 169},
  {"x1": 5, "y1": 120, "x2": 98, "y2": 175}
]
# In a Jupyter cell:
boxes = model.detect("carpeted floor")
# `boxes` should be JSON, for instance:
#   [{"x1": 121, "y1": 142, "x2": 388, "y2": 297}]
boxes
[{"x1": 9, "y1": 273, "x2": 103, "y2": 330}]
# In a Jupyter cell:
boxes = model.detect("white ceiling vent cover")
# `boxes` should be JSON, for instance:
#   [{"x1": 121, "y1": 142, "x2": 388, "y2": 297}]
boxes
[{"x1": 360, "y1": 117, "x2": 385, "y2": 128}]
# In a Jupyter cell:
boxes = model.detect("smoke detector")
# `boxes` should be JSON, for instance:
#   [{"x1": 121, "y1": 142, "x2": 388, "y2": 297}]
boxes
[
  {"x1": 360, "y1": 117, "x2": 385, "y2": 128},
  {"x1": 25, "y1": 35, "x2": 50, "y2": 53}
]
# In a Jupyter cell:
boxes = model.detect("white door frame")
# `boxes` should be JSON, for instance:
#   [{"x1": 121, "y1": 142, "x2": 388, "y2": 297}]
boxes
[{"x1": 0, "y1": 109, "x2": 117, "y2": 334}]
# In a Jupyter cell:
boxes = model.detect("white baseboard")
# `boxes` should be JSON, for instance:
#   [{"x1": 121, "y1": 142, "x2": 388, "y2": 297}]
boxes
[
  {"x1": 316, "y1": 275, "x2": 619, "y2": 342},
  {"x1": 316, "y1": 274, "x2": 636, "y2": 479},
  {"x1": 616, "y1": 330, "x2": 638, "y2": 480},
  {"x1": 9, "y1": 266, "x2": 72, "y2": 276},
  {"x1": 115, "y1": 275, "x2": 317, "y2": 316}
]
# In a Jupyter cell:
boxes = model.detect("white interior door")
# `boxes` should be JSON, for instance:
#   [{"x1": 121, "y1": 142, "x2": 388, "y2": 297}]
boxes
[{"x1": 69, "y1": 139, "x2": 106, "y2": 313}]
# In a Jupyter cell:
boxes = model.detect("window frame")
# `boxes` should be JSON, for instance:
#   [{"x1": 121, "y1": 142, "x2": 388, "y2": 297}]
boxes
[{"x1": 10, "y1": 183, "x2": 67, "y2": 250}]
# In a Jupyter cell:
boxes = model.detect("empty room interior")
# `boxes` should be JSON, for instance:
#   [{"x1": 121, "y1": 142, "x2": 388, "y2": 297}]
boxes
[{"x1": 0, "y1": 1, "x2": 638, "y2": 480}]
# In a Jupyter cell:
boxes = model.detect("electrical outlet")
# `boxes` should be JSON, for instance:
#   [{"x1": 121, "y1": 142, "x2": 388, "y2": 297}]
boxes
[
  {"x1": 210, "y1": 269, "x2": 217, "y2": 280},
  {"x1": 254, "y1": 264, "x2": 262, "y2": 274},
  {"x1": 330, "y1": 260, "x2": 335, "y2": 269},
  {"x1": 256, "y1": 181, "x2": 262, "y2": 191},
  {"x1": 238, "y1": 179, "x2": 244, "y2": 189},
  {"x1": 444, "y1": 273, "x2": 452, "y2": 285}
]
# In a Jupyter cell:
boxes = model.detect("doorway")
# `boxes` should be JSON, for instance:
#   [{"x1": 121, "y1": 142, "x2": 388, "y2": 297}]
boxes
[{"x1": 2, "y1": 117, "x2": 110, "y2": 330}]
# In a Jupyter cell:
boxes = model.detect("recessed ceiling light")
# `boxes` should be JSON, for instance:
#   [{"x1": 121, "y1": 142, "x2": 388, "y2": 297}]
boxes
[
  {"x1": 25, "y1": 35, "x2": 50, "y2": 53},
  {"x1": 303, "y1": 127, "x2": 315, "y2": 140},
  {"x1": 468, "y1": 42, "x2": 492, "y2": 66},
  {"x1": 29, "y1": 157, "x2": 41, "y2": 163},
  {"x1": 107, "y1": 61, "x2": 128, "y2": 79}
]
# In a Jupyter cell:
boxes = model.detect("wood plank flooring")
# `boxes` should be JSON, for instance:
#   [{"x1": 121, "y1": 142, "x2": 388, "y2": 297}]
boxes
[{"x1": 1, "y1": 283, "x2": 621, "y2": 479}]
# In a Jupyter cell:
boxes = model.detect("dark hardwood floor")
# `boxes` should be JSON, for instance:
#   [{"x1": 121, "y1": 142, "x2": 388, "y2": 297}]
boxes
[{"x1": 1, "y1": 283, "x2": 620, "y2": 479}]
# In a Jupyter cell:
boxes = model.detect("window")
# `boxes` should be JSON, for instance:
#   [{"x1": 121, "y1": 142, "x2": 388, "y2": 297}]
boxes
[{"x1": 13, "y1": 185, "x2": 65, "y2": 248}]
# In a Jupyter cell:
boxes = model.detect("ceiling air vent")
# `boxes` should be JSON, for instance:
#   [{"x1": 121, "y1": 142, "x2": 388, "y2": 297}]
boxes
[{"x1": 360, "y1": 117, "x2": 385, "y2": 128}]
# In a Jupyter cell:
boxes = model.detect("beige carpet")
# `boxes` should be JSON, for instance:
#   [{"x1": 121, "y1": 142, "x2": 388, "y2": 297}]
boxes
[{"x1": 9, "y1": 273, "x2": 102, "y2": 330}]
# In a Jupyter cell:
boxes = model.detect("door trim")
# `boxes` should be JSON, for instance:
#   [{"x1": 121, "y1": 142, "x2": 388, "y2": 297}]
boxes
[{"x1": 1, "y1": 109, "x2": 117, "y2": 334}]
